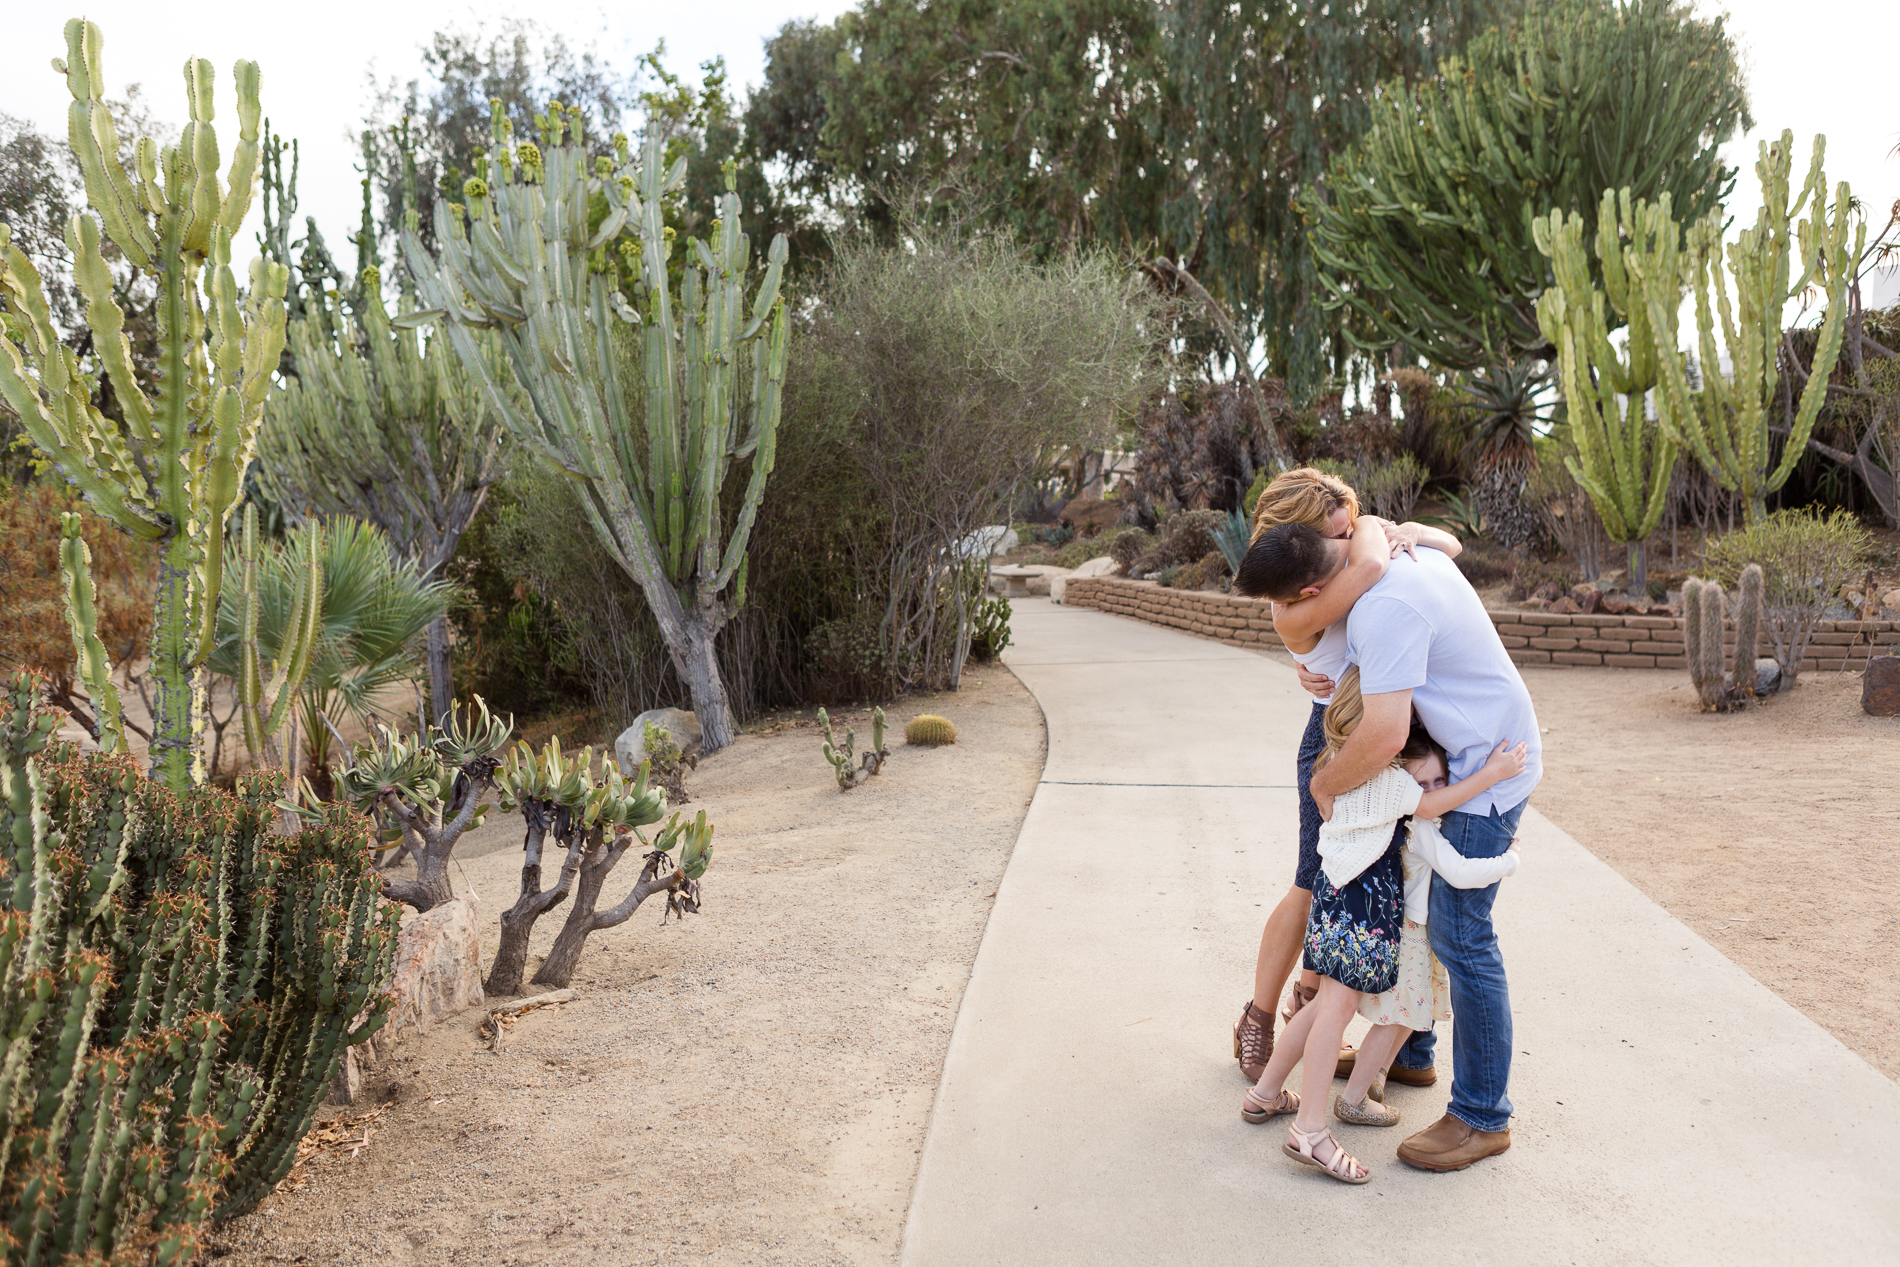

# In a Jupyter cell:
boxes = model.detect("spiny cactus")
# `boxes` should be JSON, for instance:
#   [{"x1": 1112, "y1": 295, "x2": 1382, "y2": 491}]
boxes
[
  {"x1": 341, "y1": 695, "x2": 512, "y2": 911},
  {"x1": 0, "y1": 21, "x2": 288, "y2": 791},
  {"x1": 818, "y1": 706, "x2": 890, "y2": 789},
  {"x1": 0, "y1": 670, "x2": 398, "y2": 1259},
  {"x1": 906, "y1": 714, "x2": 958, "y2": 746},
  {"x1": 1682, "y1": 564, "x2": 1765, "y2": 711},
  {"x1": 257, "y1": 135, "x2": 511, "y2": 724},
  {"x1": 1646, "y1": 133, "x2": 1860, "y2": 523},
  {"x1": 488, "y1": 736, "x2": 706, "y2": 993},
  {"x1": 1534, "y1": 189, "x2": 1683, "y2": 593},
  {"x1": 400, "y1": 103, "x2": 789, "y2": 754}
]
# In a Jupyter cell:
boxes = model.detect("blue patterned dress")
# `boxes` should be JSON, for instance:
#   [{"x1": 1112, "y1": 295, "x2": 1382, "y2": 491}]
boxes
[{"x1": 1301, "y1": 819, "x2": 1406, "y2": 994}]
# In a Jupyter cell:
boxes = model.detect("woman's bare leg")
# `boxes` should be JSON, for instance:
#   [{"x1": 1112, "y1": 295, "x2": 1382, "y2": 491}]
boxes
[
  {"x1": 1246, "y1": 987, "x2": 1322, "y2": 1111},
  {"x1": 1251, "y1": 885, "x2": 1310, "y2": 1012}
]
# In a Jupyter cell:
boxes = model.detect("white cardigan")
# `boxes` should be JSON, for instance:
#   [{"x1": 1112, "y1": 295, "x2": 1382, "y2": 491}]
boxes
[
  {"x1": 1317, "y1": 766, "x2": 1422, "y2": 890},
  {"x1": 1318, "y1": 765, "x2": 1520, "y2": 912}
]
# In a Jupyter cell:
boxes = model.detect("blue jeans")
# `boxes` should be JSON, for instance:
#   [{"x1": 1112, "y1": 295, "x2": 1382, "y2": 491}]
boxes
[{"x1": 1394, "y1": 801, "x2": 1525, "y2": 1133}]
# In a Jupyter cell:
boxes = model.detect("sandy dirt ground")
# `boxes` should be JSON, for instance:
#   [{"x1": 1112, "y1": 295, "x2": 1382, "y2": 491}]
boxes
[
  {"x1": 212, "y1": 670, "x2": 1044, "y2": 1266},
  {"x1": 1517, "y1": 665, "x2": 1900, "y2": 1081}
]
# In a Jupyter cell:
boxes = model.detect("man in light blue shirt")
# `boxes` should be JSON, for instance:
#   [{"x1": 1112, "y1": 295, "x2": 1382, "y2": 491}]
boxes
[{"x1": 1240, "y1": 522, "x2": 1541, "y2": 1173}]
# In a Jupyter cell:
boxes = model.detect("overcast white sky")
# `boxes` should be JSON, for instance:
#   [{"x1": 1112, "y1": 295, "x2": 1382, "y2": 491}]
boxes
[{"x1": 1, "y1": 0, "x2": 1894, "y2": 298}]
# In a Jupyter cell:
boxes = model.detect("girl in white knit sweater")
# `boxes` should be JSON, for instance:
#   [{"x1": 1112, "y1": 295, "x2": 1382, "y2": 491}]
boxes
[{"x1": 1240, "y1": 668, "x2": 1526, "y2": 1185}]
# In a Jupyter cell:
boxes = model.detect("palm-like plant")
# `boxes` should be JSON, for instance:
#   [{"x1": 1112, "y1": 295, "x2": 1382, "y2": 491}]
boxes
[
  {"x1": 209, "y1": 516, "x2": 455, "y2": 790},
  {"x1": 1458, "y1": 358, "x2": 1551, "y2": 555}
]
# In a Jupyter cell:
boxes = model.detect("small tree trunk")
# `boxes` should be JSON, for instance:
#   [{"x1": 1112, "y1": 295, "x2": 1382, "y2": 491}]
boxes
[
  {"x1": 380, "y1": 847, "x2": 455, "y2": 912},
  {"x1": 486, "y1": 804, "x2": 577, "y2": 996},
  {"x1": 1627, "y1": 540, "x2": 1649, "y2": 597},
  {"x1": 426, "y1": 617, "x2": 454, "y2": 728},
  {"x1": 531, "y1": 843, "x2": 680, "y2": 989},
  {"x1": 680, "y1": 615, "x2": 735, "y2": 754}
]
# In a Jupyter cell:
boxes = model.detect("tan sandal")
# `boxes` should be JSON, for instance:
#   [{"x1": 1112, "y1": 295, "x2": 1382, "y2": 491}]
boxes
[
  {"x1": 1333, "y1": 1093, "x2": 1401, "y2": 1128},
  {"x1": 1283, "y1": 1123, "x2": 1371, "y2": 1184},
  {"x1": 1281, "y1": 981, "x2": 1317, "y2": 1022},
  {"x1": 1233, "y1": 1000, "x2": 1274, "y2": 1082},
  {"x1": 1241, "y1": 1087, "x2": 1299, "y2": 1124}
]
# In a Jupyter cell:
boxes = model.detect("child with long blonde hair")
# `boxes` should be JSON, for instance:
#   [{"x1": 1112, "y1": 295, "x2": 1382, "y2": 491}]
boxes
[{"x1": 1239, "y1": 667, "x2": 1525, "y2": 1185}]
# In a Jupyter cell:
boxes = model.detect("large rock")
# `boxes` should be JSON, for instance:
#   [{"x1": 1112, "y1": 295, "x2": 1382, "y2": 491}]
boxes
[
  {"x1": 329, "y1": 899, "x2": 485, "y2": 1104},
  {"x1": 1754, "y1": 658, "x2": 1783, "y2": 697},
  {"x1": 1863, "y1": 656, "x2": 1900, "y2": 716},
  {"x1": 1070, "y1": 556, "x2": 1121, "y2": 578},
  {"x1": 614, "y1": 707, "x2": 702, "y2": 776}
]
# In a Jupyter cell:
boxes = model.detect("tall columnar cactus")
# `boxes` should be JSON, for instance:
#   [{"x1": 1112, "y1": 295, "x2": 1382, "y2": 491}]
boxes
[
  {"x1": 402, "y1": 102, "x2": 790, "y2": 754},
  {"x1": 1534, "y1": 190, "x2": 1684, "y2": 593},
  {"x1": 57, "y1": 512, "x2": 129, "y2": 754},
  {"x1": 1642, "y1": 132, "x2": 1860, "y2": 524},
  {"x1": 1681, "y1": 564, "x2": 1764, "y2": 711},
  {"x1": 258, "y1": 142, "x2": 511, "y2": 723},
  {"x1": 0, "y1": 669, "x2": 398, "y2": 1260},
  {"x1": 0, "y1": 21, "x2": 288, "y2": 791}
]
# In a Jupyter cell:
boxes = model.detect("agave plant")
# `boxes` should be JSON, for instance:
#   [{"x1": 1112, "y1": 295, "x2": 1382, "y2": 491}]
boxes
[
  {"x1": 1458, "y1": 358, "x2": 1552, "y2": 554},
  {"x1": 209, "y1": 515, "x2": 456, "y2": 789}
]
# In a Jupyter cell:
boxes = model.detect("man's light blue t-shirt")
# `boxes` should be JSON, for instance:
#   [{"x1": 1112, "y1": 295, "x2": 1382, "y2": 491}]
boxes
[{"x1": 1344, "y1": 549, "x2": 1541, "y2": 815}]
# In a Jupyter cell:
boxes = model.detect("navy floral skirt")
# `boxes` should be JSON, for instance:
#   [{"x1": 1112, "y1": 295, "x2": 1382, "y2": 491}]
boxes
[{"x1": 1302, "y1": 820, "x2": 1406, "y2": 995}]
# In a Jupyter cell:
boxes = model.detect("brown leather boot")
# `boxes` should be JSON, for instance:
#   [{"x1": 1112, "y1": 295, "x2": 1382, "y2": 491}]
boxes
[
  {"x1": 1396, "y1": 1113, "x2": 1511, "y2": 1171},
  {"x1": 1385, "y1": 1063, "x2": 1439, "y2": 1088},
  {"x1": 1233, "y1": 1001, "x2": 1274, "y2": 1081}
]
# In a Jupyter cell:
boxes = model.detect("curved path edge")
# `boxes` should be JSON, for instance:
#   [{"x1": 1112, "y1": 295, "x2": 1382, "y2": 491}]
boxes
[{"x1": 899, "y1": 597, "x2": 1900, "y2": 1266}]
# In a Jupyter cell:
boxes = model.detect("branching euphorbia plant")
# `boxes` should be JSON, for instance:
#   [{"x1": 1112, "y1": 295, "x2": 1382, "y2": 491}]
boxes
[
  {"x1": 487, "y1": 737, "x2": 713, "y2": 995},
  {"x1": 340, "y1": 696, "x2": 511, "y2": 911}
]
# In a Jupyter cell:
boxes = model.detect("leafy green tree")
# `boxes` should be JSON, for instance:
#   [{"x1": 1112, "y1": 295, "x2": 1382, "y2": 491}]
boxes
[
  {"x1": 1164, "y1": 0, "x2": 1520, "y2": 394},
  {"x1": 1308, "y1": 0, "x2": 1749, "y2": 372}
]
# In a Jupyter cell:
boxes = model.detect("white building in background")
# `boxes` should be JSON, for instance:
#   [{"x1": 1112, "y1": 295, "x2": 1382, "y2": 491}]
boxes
[{"x1": 1863, "y1": 262, "x2": 1900, "y2": 311}]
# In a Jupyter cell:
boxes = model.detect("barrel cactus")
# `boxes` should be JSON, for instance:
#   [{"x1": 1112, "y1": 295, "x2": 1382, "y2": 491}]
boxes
[{"x1": 905, "y1": 715, "x2": 958, "y2": 746}]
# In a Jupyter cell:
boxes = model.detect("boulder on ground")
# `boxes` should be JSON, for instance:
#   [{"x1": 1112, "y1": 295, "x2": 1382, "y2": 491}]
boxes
[
  {"x1": 329, "y1": 899, "x2": 485, "y2": 1104},
  {"x1": 615, "y1": 707, "x2": 702, "y2": 776},
  {"x1": 1754, "y1": 658, "x2": 1783, "y2": 697},
  {"x1": 1863, "y1": 656, "x2": 1900, "y2": 716},
  {"x1": 1071, "y1": 556, "x2": 1120, "y2": 578}
]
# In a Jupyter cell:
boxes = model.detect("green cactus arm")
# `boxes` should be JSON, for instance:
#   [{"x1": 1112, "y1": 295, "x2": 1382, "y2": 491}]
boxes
[
  {"x1": 58, "y1": 21, "x2": 156, "y2": 267},
  {"x1": 59, "y1": 516, "x2": 128, "y2": 754},
  {"x1": 67, "y1": 213, "x2": 156, "y2": 444},
  {"x1": 1763, "y1": 177, "x2": 1859, "y2": 495}
]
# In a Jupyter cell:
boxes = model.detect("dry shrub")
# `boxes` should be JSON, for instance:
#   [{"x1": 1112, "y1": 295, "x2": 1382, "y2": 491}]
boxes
[
  {"x1": 0, "y1": 483, "x2": 153, "y2": 732},
  {"x1": 1697, "y1": 508, "x2": 1873, "y2": 684}
]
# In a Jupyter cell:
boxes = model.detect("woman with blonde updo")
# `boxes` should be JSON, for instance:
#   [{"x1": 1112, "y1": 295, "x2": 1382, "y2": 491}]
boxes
[{"x1": 1230, "y1": 468, "x2": 1461, "y2": 1091}]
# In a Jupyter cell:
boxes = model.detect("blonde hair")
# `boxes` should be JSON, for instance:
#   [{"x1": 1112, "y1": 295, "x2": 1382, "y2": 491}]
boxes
[
  {"x1": 1314, "y1": 666, "x2": 1363, "y2": 773},
  {"x1": 1249, "y1": 467, "x2": 1361, "y2": 544}
]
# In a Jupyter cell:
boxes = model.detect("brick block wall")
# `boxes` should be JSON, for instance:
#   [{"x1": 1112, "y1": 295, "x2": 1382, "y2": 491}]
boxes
[{"x1": 1059, "y1": 577, "x2": 1900, "y2": 674}]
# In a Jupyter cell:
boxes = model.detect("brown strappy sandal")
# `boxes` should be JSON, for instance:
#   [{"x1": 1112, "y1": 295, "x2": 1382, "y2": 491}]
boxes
[
  {"x1": 1241, "y1": 1087, "x2": 1299, "y2": 1124},
  {"x1": 1233, "y1": 1000, "x2": 1274, "y2": 1081},
  {"x1": 1281, "y1": 980, "x2": 1317, "y2": 1022},
  {"x1": 1283, "y1": 1123, "x2": 1371, "y2": 1184}
]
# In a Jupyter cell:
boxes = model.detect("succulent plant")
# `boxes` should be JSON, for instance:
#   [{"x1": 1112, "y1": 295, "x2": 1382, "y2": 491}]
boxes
[{"x1": 905, "y1": 714, "x2": 958, "y2": 746}]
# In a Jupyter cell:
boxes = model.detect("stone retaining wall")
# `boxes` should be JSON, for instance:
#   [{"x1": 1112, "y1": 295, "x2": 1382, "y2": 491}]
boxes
[{"x1": 1059, "y1": 577, "x2": 1900, "y2": 674}]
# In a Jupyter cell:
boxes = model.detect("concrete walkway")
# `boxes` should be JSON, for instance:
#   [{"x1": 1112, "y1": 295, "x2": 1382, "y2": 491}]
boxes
[{"x1": 901, "y1": 598, "x2": 1900, "y2": 1265}]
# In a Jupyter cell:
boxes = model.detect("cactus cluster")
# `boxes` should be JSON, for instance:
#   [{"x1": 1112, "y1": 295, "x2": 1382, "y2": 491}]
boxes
[
  {"x1": 340, "y1": 696, "x2": 512, "y2": 911},
  {"x1": 818, "y1": 707, "x2": 889, "y2": 790},
  {"x1": 1682, "y1": 564, "x2": 1765, "y2": 711},
  {"x1": 487, "y1": 739, "x2": 711, "y2": 993},
  {"x1": 905, "y1": 715, "x2": 958, "y2": 747},
  {"x1": 0, "y1": 670, "x2": 398, "y2": 1260}
]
